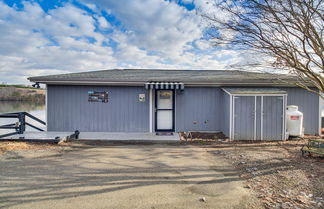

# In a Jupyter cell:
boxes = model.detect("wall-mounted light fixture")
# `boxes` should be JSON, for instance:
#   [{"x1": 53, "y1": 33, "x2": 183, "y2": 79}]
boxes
[{"x1": 32, "y1": 82, "x2": 40, "y2": 88}]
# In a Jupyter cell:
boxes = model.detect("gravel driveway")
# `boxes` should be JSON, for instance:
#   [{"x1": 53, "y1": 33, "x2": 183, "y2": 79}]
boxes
[{"x1": 0, "y1": 143, "x2": 259, "y2": 209}]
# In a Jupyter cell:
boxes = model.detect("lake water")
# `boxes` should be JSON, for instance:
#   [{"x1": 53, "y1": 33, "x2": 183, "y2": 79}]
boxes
[{"x1": 0, "y1": 101, "x2": 46, "y2": 136}]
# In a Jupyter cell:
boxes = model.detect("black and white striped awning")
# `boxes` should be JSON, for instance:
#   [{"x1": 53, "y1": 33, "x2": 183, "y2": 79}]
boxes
[{"x1": 145, "y1": 82, "x2": 184, "y2": 90}]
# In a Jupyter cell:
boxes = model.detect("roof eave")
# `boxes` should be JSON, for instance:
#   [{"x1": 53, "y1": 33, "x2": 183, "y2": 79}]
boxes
[{"x1": 27, "y1": 79, "x2": 303, "y2": 87}]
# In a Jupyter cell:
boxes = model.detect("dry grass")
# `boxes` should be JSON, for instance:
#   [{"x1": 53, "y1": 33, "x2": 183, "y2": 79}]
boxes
[
  {"x1": 0, "y1": 141, "x2": 58, "y2": 154},
  {"x1": 199, "y1": 138, "x2": 324, "y2": 209}
]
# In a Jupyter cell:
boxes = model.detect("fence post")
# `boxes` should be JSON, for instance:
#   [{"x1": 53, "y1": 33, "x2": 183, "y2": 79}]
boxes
[{"x1": 18, "y1": 112, "x2": 26, "y2": 134}]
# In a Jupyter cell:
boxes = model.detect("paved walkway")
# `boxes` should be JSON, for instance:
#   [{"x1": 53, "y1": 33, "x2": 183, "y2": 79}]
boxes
[{"x1": 0, "y1": 144, "x2": 256, "y2": 209}]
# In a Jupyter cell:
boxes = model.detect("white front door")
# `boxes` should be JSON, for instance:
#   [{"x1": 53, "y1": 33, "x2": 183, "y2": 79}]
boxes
[{"x1": 155, "y1": 90, "x2": 174, "y2": 131}]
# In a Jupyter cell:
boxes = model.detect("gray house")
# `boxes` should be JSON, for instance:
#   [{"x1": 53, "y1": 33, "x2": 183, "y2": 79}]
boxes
[{"x1": 28, "y1": 69, "x2": 322, "y2": 140}]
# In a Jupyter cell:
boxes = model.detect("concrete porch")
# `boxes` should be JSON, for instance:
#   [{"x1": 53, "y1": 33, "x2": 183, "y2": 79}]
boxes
[{"x1": 0, "y1": 131, "x2": 180, "y2": 143}]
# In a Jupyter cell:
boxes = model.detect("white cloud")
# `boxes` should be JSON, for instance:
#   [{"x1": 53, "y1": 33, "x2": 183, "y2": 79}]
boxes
[
  {"x1": 83, "y1": 0, "x2": 202, "y2": 56},
  {"x1": 84, "y1": 3, "x2": 97, "y2": 11},
  {"x1": 97, "y1": 16, "x2": 111, "y2": 29},
  {"x1": 195, "y1": 40, "x2": 210, "y2": 50},
  {"x1": 0, "y1": 0, "x2": 249, "y2": 84},
  {"x1": 0, "y1": 1, "x2": 116, "y2": 84}
]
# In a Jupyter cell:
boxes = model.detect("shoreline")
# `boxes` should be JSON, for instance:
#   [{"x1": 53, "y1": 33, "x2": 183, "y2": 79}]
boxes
[{"x1": 0, "y1": 86, "x2": 45, "y2": 103}]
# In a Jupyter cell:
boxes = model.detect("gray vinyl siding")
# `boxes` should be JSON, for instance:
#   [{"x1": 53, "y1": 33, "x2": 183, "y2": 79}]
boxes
[
  {"x1": 282, "y1": 88, "x2": 319, "y2": 135},
  {"x1": 46, "y1": 84, "x2": 319, "y2": 136},
  {"x1": 175, "y1": 87, "x2": 220, "y2": 132},
  {"x1": 220, "y1": 90, "x2": 231, "y2": 137},
  {"x1": 47, "y1": 85, "x2": 149, "y2": 132}
]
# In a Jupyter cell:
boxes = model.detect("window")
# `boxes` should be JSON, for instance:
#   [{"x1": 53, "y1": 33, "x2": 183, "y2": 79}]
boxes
[{"x1": 88, "y1": 91, "x2": 108, "y2": 103}]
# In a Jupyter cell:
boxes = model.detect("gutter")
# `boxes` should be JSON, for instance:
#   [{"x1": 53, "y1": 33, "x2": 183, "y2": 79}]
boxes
[{"x1": 27, "y1": 80, "x2": 303, "y2": 87}]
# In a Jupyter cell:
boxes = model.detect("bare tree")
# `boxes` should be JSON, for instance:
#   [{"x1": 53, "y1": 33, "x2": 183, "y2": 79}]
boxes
[{"x1": 202, "y1": 0, "x2": 324, "y2": 96}]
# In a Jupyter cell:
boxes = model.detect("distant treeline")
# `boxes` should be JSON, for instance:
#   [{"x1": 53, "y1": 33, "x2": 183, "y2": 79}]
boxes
[
  {"x1": 0, "y1": 84, "x2": 44, "y2": 90},
  {"x1": 0, "y1": 87, "x2": 45, "y2": 103}
]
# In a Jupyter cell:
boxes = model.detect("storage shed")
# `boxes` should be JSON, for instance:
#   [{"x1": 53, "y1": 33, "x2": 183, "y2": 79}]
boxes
[
  {"x1": 222, "y1": 88, "x2": 287, "y2": 140},
  {"x1": 28, "y1": 69, "x2": 322, "y2": 140}
]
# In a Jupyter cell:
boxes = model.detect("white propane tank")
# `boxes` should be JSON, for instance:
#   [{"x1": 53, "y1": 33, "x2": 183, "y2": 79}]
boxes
[{"x1": 286, "y1": 105, "x2": 304, "y2": 137}]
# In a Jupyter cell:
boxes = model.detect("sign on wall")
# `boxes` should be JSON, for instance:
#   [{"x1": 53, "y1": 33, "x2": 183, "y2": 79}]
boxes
[
  {"x1": 88, "y1": 91, "x2": 108, "y2": 103},
  {"x1": 139, "y1": 94, "x2": 145, "y2": 102}
]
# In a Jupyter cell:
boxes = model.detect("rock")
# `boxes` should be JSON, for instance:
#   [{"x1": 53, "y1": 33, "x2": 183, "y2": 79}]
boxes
[
  {"x1": 258, "y1": 194, "x2": 266, "y2": 198},
  {"x1": 251, "y1": 171, "x2": 260, "y2": 176},
  {"x1": 295, "y1": 195, "x2": 308, "y2": 204},
  {"x1": 199, "y1": 197, "x2": 206, "y2": 202},
  {"x1": 300, "y1": 192, "x2": 307, "y2": 196},
  {"x1": 58, "y1": 136, "x2": 70, "y2": 144},
  {"x1": 281, "y1": 202, "x2": 291, "y2": 209},
  {"x1": 264, "y1": 197, "x2": 273, "y2": 202}
]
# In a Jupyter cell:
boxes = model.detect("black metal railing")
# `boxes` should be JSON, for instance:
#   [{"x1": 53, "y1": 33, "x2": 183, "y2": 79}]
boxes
[{"x1": 0, "y1": 112, "x2": 46, "y2": 138}]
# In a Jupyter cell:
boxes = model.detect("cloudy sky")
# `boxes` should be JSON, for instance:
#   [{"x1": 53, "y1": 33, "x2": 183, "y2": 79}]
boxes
[{"x1": 0, "y1": 0, "x2": 246, "y2": 84}]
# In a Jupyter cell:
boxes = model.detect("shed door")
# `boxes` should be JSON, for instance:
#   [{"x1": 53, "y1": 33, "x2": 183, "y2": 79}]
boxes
[
  {"x1": 234, "y1": 96, "x2": 255, "y2": 140},
  {"x1": 262, "y1": 96, "x2": 284, "y2": 140}
]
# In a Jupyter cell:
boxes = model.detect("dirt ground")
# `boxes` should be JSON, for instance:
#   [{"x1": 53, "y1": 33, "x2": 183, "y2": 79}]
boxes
[
  {"x1": 197, "y1": 138, "x2": 324, "y2": 209},
  {"x1": 0, "y1": 139, "x2": 323, "y2": 209},
  {"x1": 0, "y1": 142, "x2": 259, "y2": 209}
]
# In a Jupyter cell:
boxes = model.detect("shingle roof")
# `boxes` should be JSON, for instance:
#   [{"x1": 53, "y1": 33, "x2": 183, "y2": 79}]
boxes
[{"x1": 28, "y1": 69, "x2": 300, "y2": 86}]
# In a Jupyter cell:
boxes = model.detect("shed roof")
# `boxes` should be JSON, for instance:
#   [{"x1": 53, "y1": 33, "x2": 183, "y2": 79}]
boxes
[
  {"x1": 28, "y1": 69, "x2": 301, "y2": 86},
  {"x1": 223, "y1": 88, "x2": 287, "y2": 95}
]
